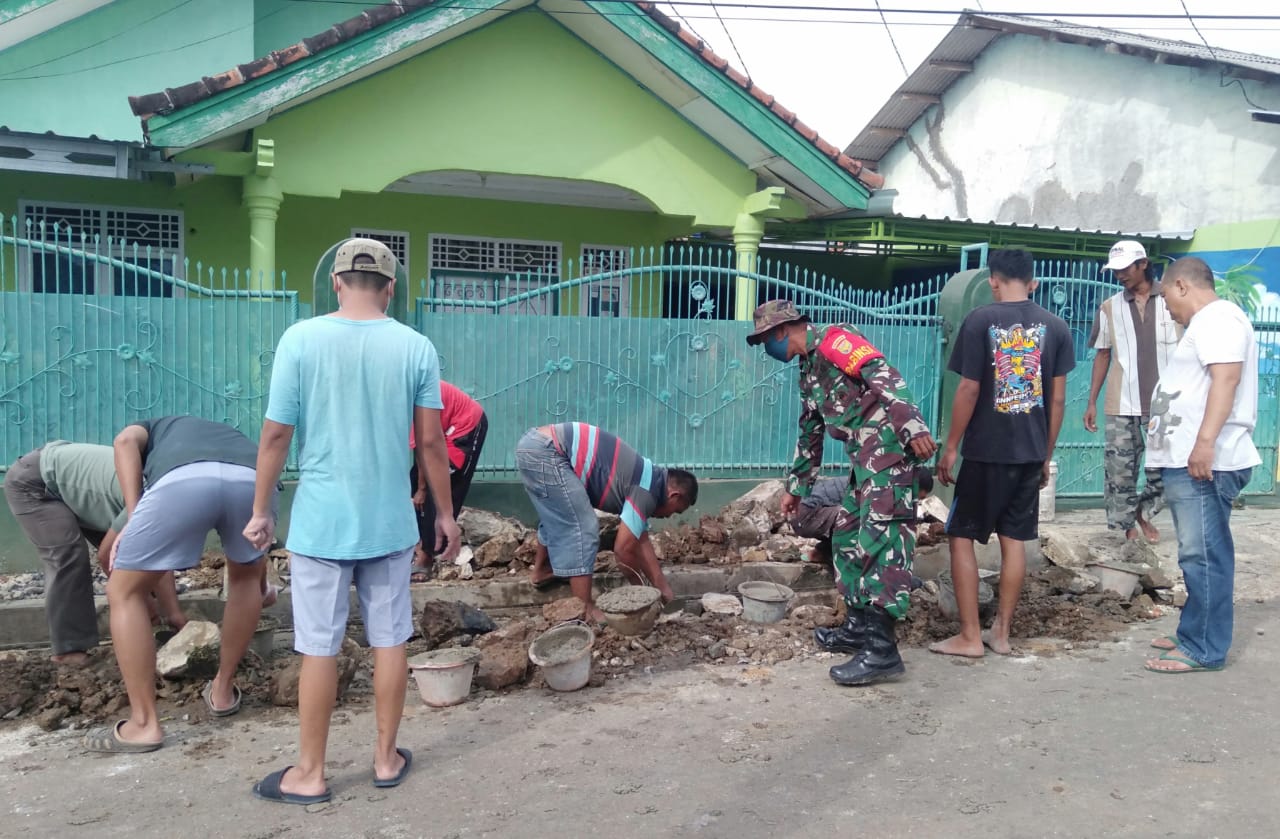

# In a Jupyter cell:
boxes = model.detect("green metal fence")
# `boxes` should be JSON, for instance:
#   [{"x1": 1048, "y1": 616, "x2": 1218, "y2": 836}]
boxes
[
  {"x1": 415, "y1": 245, "x2": 945, "y2": 478},
  {"x1": 0, "y1": 215, "x2": 299, "y2": 467}
]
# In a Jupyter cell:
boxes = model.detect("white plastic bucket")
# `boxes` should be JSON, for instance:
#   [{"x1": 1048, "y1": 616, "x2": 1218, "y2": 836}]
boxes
[
  {"x1": 528, "y1": 623, "x2": 595, "y2": 692},
  {"x1": 737, "y1": 581, "x2": 794, "y2": 623},
  {"x1": 409, "y1": 648, "x2": 480, "y2": 707},
  {"x1": 1038, "y1": 460, "x2": 1058, "y2": 522}
]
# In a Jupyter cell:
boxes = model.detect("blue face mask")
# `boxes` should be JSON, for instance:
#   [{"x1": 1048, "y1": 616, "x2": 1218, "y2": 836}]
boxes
[{"x1": 763, "y1": 333, "x2": 790, "y2": 362}]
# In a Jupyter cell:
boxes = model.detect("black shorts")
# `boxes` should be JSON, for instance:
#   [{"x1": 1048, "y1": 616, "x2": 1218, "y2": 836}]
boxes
[{"x1": 945, "y1": 459, "x2": 1042, "y2": 544}]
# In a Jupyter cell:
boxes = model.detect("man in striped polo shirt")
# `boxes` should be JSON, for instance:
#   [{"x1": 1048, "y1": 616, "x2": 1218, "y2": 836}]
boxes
[
  {"x1": 1084, "y1": 240, "x2": 1181, "y2": 542},
  {"x1": 516, "y1": 422, "x2": 698, "y2": 623}
]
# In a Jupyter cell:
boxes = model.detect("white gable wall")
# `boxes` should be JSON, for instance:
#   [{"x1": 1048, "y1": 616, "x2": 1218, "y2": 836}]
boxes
[{"x1": 875, "y1": 34, "x2": 1280, "y2": 231}]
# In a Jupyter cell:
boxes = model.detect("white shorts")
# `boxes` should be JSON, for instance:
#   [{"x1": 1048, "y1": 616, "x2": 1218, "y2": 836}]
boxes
[{"x1": 289, "y1": 546, "x2": 414, "y2": 656}]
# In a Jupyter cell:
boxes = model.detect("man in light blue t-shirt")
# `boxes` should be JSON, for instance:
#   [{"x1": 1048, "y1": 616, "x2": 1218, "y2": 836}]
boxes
[{"x1": 243, "y1": 239, "x2": 460, "y2": 806}]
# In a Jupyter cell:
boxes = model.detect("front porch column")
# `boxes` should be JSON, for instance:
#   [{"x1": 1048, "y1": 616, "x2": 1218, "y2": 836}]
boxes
[
  {"x1": 243, "y1": 173, "x2": 283, "y2": 290},
  {"x1": 733, "y1": 211, "x2": 765, "y2": 321},
  {"x1": 733, "y1": 188, "x2": 786, "y2": 320}
]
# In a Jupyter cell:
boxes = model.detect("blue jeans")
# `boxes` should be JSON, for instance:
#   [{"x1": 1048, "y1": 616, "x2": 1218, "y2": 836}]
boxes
[
  {"x1": 1161, "y1": 466, "x2": 1251, "y2": 668},
  {"x1": 515, "y1": 429, "x2": 598, "y2": 577}
]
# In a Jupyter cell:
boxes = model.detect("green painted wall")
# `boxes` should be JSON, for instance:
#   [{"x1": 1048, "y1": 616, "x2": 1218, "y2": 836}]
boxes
[
  {"x1": 0, "y1": 170, "x2": 250, "y2": 275},
  {"x1": 1176, "y1": 218, "x2": 1280, "y2": 253},
  {"x1": 0, "y1": 0, "x2": 255, "y2": 141},
  {"x1": 254, "y1": 10, "x2": 757, "y2": 228},
  {"x1": 277, "y1": 189, "x2": 692, "y2": 310},
  {"x1": 1, "y1": 170, "x2": 691, "y2": 309}
]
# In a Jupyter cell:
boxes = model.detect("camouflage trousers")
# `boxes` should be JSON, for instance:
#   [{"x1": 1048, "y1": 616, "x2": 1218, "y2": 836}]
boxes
[
  {"x1": 1104, "y1": 414, "x2": 1164, "y2": 531},
  {"x1": 831, "y1": 461, "x2": 916, "y2": 619}
]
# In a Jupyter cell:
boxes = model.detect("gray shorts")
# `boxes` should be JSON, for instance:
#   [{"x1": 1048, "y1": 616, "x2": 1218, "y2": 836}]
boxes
[
  {"x1": 114, "y1": 462, "x2": 273, "y2": 572},
  {"x1": 289, "y1": 547, "x2": 414, "y2": 656}
]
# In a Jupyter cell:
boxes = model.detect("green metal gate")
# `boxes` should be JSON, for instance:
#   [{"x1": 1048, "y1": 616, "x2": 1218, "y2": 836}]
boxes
[
  {"x1": 0, "y1": 216, "x2": 299, "y2": 468},
  {"x1": 415, "y1": 245, "x2": 945, "y2": 479}
]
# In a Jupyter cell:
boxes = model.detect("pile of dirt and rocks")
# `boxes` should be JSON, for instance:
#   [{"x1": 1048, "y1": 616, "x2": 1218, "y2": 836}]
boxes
[
  {"x1": 0, "y1": 645, "x2": 280, "y2": 732},
  {"x1": 434, "y1": 479, "x2": 945, "y2": 582},
  {"x1": 0, "y1": 554, "x2": 1163, "y2": 732}
]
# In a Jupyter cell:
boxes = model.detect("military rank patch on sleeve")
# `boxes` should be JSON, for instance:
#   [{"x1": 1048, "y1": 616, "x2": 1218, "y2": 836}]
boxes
[{"x1": 818, "y1": 328, "x2": 884, "y2": 375}]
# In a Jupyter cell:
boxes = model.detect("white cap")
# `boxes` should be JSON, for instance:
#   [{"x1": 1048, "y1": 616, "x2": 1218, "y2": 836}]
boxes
[{"x1": 1104, "y1": 240, "x2": 1147, "y2": 271}]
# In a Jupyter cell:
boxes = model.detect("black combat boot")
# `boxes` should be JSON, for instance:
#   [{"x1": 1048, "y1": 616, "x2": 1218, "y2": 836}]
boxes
[
  {"x1": 828, "y1": 606, "x2": 905, "y2": 686},
  {"x1": 813, "y1": 608, "x2": 867, "y2": 653}
]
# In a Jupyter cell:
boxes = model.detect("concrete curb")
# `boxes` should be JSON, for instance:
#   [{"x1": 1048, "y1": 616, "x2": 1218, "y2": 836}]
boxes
[{"x1": 0, "y1": 562, "x2": 835, "y2": 649}]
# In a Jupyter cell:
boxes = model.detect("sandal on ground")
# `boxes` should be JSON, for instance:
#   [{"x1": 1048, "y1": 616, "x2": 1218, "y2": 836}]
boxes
[
  {"x1": 84, "y1": 720, "x2": 163, "y2": 754},
  {"x1": 252, "y1": 767, "x2": 332, "y2": 805},
  {"x1": 531, "y1": 575, "x2": 567, "y2": 591},
  {"x1": 373, "y1": 747, "x2": 413, "y2": 788},
  {"x1": 1149, "y1": 635, "x2": 1178, "y2": 651},
  {"x1": 1144, "y1": 649, "x2": 1223, "y2": 674},
  {"x1": 203, "y1": 682, "x2": 242, "y2": 717}
]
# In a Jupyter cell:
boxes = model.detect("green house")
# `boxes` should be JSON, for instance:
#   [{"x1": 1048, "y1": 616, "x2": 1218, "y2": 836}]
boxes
[{"x1": 1, "y1": 0, "x2": 880, "y2": 317}]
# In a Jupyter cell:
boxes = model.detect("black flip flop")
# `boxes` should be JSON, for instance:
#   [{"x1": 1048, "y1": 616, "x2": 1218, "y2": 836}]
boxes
[
  {"x1": 531, "y1": 576, "x2": 567, "y2": 591},
  {"x1": 252, "y1": 767, "x2": 332, "y2": 805},
  {"x1": 373, "y1": 747, "x2": 413, "y2": 788}
]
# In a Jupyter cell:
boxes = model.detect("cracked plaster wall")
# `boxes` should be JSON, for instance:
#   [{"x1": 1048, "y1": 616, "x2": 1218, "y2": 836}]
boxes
[{"x1": 877, "y1": 35, "x2": 1280, "y2": 232}]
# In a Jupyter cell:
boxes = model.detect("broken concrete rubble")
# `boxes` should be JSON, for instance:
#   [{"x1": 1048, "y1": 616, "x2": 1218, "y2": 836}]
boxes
[
  {"x1": 419, "y1": 601, "x2": 497, "y2": 648},
  {"x1": 458, "y1": 508, "x2": 528, "y2": 546},
  {"x1": 155, "y1": 620, "x2": 221, "y2": 679}
]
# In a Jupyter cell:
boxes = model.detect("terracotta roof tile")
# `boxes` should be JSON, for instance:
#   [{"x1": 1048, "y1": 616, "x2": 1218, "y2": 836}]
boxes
[
  {"x1": 748, "y1": 85, "x2": 773, "y2": 107},
  {"x1": 127, "y1": 0, "x2": 880, "y2": 192},
  {"x1": 675, "y1": 27, "x2": 702, "y2": 51}
]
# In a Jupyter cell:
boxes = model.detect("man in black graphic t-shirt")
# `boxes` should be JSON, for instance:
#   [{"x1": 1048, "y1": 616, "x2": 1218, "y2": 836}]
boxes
[{"x1": 932, "y1": 249, "x2": 1075, "y2": 659}]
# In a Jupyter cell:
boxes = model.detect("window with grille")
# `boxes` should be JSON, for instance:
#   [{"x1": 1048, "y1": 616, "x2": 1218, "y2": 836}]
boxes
[
  {"x1": 579, "y1": 245, "x2": 630, "y2": 317},
  {"x1": 429, "y1": 234, "x2": 561, "y2": 314},
  {"x1": 351, "y1": 228, "x2": 410, "y2": 273},
  {"x1": 19, "y1": 202, "x2": 183, "y2": 296}
]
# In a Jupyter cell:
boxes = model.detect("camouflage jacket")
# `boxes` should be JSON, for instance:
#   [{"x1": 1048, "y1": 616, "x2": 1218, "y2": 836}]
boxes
[{"x1": 788, "y1": 323, "x2": 931, "y2": 496}]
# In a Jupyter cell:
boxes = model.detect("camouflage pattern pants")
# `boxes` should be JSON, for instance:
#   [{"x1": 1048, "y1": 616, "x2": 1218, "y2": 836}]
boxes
[
  {"x1": 831, "y1": 461, "x2": 916, "y2": 619},
  {"x1": 1104, "y1": 414, "x2": 1163, "y2": 531}
]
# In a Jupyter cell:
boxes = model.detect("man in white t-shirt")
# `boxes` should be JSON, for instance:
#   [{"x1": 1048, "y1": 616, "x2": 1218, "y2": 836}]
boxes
[{"x1": 1143, "y1": 257, "x2": 1260, "y2": 674}]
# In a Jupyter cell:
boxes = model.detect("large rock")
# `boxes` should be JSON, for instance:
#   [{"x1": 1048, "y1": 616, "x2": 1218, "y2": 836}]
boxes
[
  {"x1": 269, "y1": 638, "x2": 363, "y2": 707},
  {"x1": 475, "y1": 642, "x2": 529, "y2": 690},
  {"x1": 542, "y1": 596, "x2": 587, "y2": 624},
  {"x1": 762, "y1": 533, "x2": 814, "y2": 563},
  {"x1": 698, "y1": 517, "x2": 727, "y2": 545},
  {"x1": 1042, "y1": 565, "x2": 1100, "y2": 596},
  {"x1": 474, "y1": 533, "x2": 521, "y2": 568},
  {"x1": 728, "y1": 520, "x2": 762, "y2": 550},
  {"x1": 473, "y1": 619, "x2": 538, "y2": 691},
  {"x1": 721, "y1": 480, "x2": 788, "y2": 536},
  {"x1": 156, "y1": 620, "x2": 221, "y2": 679},
  {"x1": 458, "y1": 509, "x2": 528, "y2": 546},
  {"x1": 1087, "y1": 534, "x2": 1159, "y2": 568},
  {"x1": 1041, "y1": 527, "x2": 1091, "y2": 569},
  {"x1": 419, "y1": 601, "x2": 497, "y2": 648}
]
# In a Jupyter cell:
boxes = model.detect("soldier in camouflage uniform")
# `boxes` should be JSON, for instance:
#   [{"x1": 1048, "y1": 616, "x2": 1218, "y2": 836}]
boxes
[{"x1": 747, "y1": 300, "x2": 937, "y2": 686}]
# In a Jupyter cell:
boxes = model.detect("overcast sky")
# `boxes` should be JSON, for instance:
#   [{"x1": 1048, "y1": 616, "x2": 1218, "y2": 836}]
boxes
[{"x1": 659, "y1": 0, "x2": 1280, "y2": 148}]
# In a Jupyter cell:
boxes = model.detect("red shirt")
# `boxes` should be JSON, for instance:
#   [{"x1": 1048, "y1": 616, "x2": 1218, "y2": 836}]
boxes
[{"x1": 410, "y1": 382, "x2": 484, "y2": 469}]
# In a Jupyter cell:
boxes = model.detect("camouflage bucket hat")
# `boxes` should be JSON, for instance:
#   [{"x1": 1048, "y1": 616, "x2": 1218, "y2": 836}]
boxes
[{"x1": 746, "y1": 300, "x2": 807, "y2": 345}]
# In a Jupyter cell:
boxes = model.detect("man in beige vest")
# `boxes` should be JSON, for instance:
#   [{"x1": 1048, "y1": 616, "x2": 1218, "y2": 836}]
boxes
[{"x1": 1084, "y1": 241, "x2": 1181, "y2": 542}]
